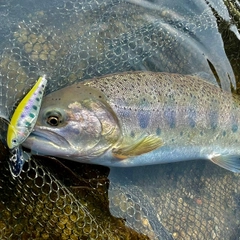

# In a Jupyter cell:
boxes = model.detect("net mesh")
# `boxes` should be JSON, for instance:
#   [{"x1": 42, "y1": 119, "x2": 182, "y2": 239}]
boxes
[{"x1": 0, "y1": 0, "x2": 240, "y2": 239}]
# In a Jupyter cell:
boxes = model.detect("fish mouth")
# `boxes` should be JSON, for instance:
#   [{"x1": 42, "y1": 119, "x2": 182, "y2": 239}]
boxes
[{"x1": 22, "y1": 127, "x2": 71, "y2": 156}]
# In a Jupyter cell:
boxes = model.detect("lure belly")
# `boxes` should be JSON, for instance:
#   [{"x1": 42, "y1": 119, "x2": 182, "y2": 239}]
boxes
[{"x1": 7, "y1": 75, "x2": 47, "y2": 177}]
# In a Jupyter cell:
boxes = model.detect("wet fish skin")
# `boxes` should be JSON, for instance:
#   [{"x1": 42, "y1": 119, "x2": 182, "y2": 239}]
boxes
[{"x1": 23, "y1": 71, "x2": 240, "y2": 172}]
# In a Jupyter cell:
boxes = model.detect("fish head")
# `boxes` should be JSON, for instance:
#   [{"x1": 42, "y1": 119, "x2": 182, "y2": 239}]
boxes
[{"x1": 23, "y1": 83, "x2": 121, "y2": 161}]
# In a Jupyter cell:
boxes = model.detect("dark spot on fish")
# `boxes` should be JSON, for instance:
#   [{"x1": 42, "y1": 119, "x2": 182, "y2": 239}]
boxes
[
  {"x1": 29, "y1": 113, "x2": 35, "y2": 118},
  {"x1": 137, "y1": 110, "x2": 150, "y2": 129},
  {"x1": 41, "y1": 84, "x2": 45, "y2": 88},
  {"x1": 36, "y1": 97, "x2": 40, "y2": 102},
  {"x1": 99, "y1": 96, "x2": 102, "y2": 98},
  {"x1": 130, "y1": 131, "x2": 135, "y2": 138},
  {"x1": 156, "y1": 127, "x2": 161, "y2": 136},
  {"x1": 39, "y1": 91, "x2": 42, "y2": 95},
  {"x1": 164, "y1": 107, "x2": 176, "y2": 128},
  {"x1": 209, "y1": 110, "x2": 218, "y2": 130},
  {"x1": 139, "y1": 98, "x2": 149, "y2": 107},
  {"x1": 232, "y1": 124, "x2": 238, "y2": 133},
  {"x1": 222, "y1": 130, "x2": 226, "y2": 137},
  {"x1": 32, "y1": 105, "x2": 37, "y2": 110},
  {"x1": 188, "y1": 108, "x2": 196, "y2": 128}
]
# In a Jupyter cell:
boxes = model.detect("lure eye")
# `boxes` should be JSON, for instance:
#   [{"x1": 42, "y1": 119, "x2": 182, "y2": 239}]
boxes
[{"x1": 47, "y1": 116, "x2": 60, "y2": 126}]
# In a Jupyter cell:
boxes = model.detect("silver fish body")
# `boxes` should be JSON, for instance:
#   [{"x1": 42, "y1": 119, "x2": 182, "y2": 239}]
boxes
[{"x1": 23, "y1": 72, "x2": 240, "y2": 172}]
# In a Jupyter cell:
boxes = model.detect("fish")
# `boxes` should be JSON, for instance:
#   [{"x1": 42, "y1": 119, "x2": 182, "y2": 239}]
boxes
[
  {"x1": 23, "y1": 71, "x2": 240, "y2": 172},
  {"x1": 7, "y1": 75, "x2": 47, "y2": 177}
]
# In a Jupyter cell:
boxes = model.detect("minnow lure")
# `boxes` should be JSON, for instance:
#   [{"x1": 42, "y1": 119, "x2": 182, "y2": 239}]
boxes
[
  {"x1": 7, "y1": 75, "x2": 47, "y2": 149},
  {"x1": 7, "y1": 75, "x2": 47, "y2": 177}
]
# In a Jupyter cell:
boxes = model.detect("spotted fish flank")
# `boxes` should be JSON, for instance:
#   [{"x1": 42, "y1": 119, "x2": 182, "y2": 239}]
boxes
[
  {"x1": 7, "y1": 75, "x2": 48, "y2": 149},
  {"x1": 209, "y1": 110, "x2": 218, "y2": 130},
  {"x1": 187, "y1": 107, "x2": 196, "y2": 128},
  {"x1": 164, "y1": 107, "x2": 176, "y2": 129},
  {"x1": 23, "y1": 72, "x2": 240, "y2": 173},
  {"x1": 137, "y1": 110, "x2": 150, "y2": 129}
]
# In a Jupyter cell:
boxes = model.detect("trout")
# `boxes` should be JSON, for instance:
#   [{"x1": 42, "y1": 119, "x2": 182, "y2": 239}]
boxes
[{"x1": 23, "y1": 72, "x2": 240, "y2": 172}]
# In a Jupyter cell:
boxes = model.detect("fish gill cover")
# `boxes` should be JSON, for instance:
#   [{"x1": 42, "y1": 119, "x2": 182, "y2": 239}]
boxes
[{"x1": 0, "y1": 0, "x2": 240, "y2": 239}]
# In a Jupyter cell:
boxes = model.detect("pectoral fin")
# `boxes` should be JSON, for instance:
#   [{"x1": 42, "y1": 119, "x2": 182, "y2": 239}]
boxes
[
  {"x1": 112, "y1": 135, "x2": 163, "y2": 160},
  {"x1": 210, "y1": 155, "x2": 240, "y2": 173}
]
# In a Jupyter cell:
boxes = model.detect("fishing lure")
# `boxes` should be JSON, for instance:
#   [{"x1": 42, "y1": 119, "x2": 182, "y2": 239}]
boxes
[
  {"x1": 7, "y1": 75, "x2": 47, "y2": 149},
  {"x1": 7, "y1": 75, "x2": 47, "y2": 177}
]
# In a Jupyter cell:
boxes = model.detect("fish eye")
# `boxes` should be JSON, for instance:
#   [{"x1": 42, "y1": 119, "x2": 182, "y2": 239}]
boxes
[
  {"x1": 44, "y1": 110, "x2": 64, "y2": 127},
  {"x1": 47, "y1": 116, "x2": 60, "y2": 126}
]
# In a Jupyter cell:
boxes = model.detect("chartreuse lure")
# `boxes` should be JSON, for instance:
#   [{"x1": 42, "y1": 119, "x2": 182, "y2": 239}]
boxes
[{"x1": 7, "y1": 75, "x2": 47, "y2": 177}]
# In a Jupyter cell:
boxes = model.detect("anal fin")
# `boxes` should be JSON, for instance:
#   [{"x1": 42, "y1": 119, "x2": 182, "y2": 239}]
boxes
[
  {"x1": 112, "y1": 135, "x2": 163, "y2": 160},
  {"x1": 210, "y1": 154, "x2": 240, "y2": 173}
]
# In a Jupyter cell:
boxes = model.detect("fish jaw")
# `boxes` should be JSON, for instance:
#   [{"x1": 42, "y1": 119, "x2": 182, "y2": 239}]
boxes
[{"x1": 23, "y1": 127, "x2": 73, "y2": 157}]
